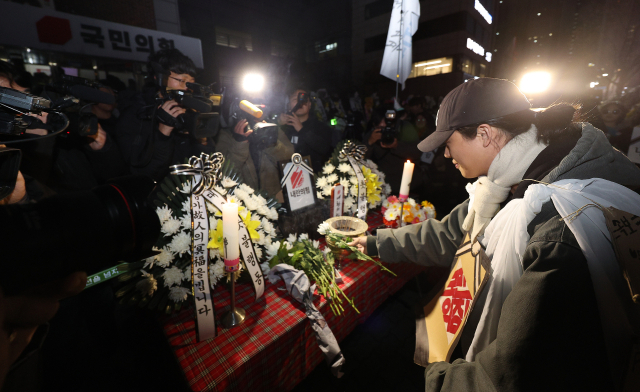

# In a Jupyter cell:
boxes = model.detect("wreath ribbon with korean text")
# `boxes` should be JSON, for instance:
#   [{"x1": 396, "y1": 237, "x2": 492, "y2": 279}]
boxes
[{"x1": 339, "y1": 141, "x2": 368, "y2": 220}]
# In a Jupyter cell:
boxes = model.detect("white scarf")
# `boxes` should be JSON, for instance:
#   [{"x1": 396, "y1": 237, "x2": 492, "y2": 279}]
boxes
[
  {"x1": 466, "y1": 178, "x2": 640, "y2": 389},
  {"x1": 462, "y1": 126, "x2": 547, "y2": 243}
]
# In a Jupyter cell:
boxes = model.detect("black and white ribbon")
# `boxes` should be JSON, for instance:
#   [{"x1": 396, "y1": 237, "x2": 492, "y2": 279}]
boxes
[
  {"x1": 339, "y1": 141, "x2": 368, "y2": 220},
  {"x1": 280, "y1": 153, "x2": 314, "y2": 188},
  {"x1": 170, "y1": 153, "x2": 224, "y2": 342},
  {"x1": 201, "y1": 188, "x2": 265, "y2": 300}
]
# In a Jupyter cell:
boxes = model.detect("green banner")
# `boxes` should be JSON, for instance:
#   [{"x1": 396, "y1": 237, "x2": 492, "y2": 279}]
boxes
[{"x1": 85, "y1": 264, "x2": 128, "y2": 289}]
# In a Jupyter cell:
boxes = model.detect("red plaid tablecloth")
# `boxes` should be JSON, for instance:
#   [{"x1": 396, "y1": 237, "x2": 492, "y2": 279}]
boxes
[{"x1": 161, "y1": 211, "x2": 425, "y2": 392}]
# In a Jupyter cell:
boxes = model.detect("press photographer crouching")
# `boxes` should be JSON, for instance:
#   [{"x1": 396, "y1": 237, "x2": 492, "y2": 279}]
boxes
[
  {"x1": 216, "y1": 98, "x2": 294, "y2": 201},
  {"x1": 363, "y1": 107, "x2": 422, "y2": 195},
  {"x1": 115, "y1": 49, "x2": 219, "y2": 181}
]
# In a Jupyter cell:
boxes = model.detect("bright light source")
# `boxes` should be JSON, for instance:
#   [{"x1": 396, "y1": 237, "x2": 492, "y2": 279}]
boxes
[
  {"x1": 467, "y1": 38, "x2": 485, "y2": 56},
  {"x1": 520, "y1": 71, "x2": 551, "y2": 94},
  {"x1": 537, "y1": 13, "x2": 541, "y2": 16},
  {"x1": 485, "y1": 52, "x2": 492, "y2": 62},
  {"x1": 590, "y1": 82, "x2": 599, "y2": 88},
  {"x1": 415, "y1": 60, "x2": 442, "y2": 67},
  {"x1": 602, "y1": 73, "x2": 608, "y2": 76},
  {"x1": 242, "y1": 74, "x2": 264, "y2": 92},
  {"x1": 474, "y1": 0, "x2": 493, "y2": 24},
  {"x1": 26, "y1": 48, "x2": 31, "y2": 52}
]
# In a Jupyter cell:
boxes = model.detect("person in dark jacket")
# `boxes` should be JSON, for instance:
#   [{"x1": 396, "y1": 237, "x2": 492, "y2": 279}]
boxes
[
  {"x1": 115, "y1": 49, "x2": 214, "y2": 182},
  {"x1": 279, "y1": 88, "x2": 333, "y2": 173},
  {"x1": 351, "y1": 78, "x2": 640, "y2": 391}
]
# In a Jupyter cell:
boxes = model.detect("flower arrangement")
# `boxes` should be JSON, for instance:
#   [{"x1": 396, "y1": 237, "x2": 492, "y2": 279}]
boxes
[
  {"x1": 114, "y1": 168, "x2": 281, "y2": 313},
  {"x1": 381, "y1": 196, "x2": 436, "y2": 228},
  {"x1": 315, "y1": 142, "x2": 391, "y2": 214}
]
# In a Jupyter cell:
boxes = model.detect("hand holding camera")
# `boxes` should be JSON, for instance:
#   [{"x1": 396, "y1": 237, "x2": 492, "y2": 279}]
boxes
[
  {"x1": 283, "y1": 113, "x2": 303, "y2": 132},
  {"x1": 157, "y1": 99, "x2": 187, "y2": 136},
  {"x1": 233, "y1": 118, "x2": 252, "y2": 142}
]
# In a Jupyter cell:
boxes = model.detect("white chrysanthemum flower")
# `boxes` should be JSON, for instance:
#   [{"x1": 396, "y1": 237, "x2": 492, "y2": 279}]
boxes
[
  {"x1": 326, "y1": 173, "x2": 338, "y2": 184},
  {"x1": 180, "y1": 213, "x2": 191, "y2": 230},
  {"x1": 181, "y1": 199, "x2": 191, "y2": 215},
  {"x1": 244, "y1": 197, "x2": 258, "y2": 211},
  {"x1": 209, "y1": 216, "x2": 218, "y2": 230},
  {"x1": 237, "y1": 183, "x2": 254, "y2": 194},
  {"x1": 268, "y1": 208, "x2": 278, "y2": 220},
  {"x1": 156, "y1": 205, "x2": 172, "y2": 223},
  {"x1": 384, "y1": 208, "x2": 399, "y2": 221},
  {"x1": 155, "y1": 246, "x2": 175, "y2": 268},
  {"x1": 312, "y1": 239, "x2": 321, "y2": 248},
  {"x1": 226, "y1": 195, "x2": 241, "y2": 205},
  {"x1": 256, "y1": 204, "x2": 269, "y2": 217},
  {"x1": 316, "y1": 176, "x2": 328, "y2": 188},
  {"x1": 183, "y1": 268, "x2": 191, "y2": 280},
  {"x1": 136, "y1": 270, "x2": 157, "y2": 296},
  {"x1": 344, "y1": 197, "x2": 355, "y2": 211},
  {"x1": 317, "y1": 222, "x2": 331, "y2": 235},
  {"x1": 350, "y1": 176, "x2": 359, "y2": 185},
  {"x1": 317, "y1": 191, "x2": 323, "y2": 199},
  {"x1": 256, "y1": 230, "x2": 266, "y2": 246},
  {"x1": 161, "y1": 217, "x2": 182, "y2": 236},
  {"x1": 391, "y1": 202, "x2": 402, "y2": 210},
  {"x1": 284, "y1": 241, "x2": 293, "y2": 250},
  {"x1": 265, "y1": 241, "x2": 280, "y2": 260},
  {"x1": 383, "y1": 183, "x2": 392, "y2": 195},
  {"x1": 143, "y1": 247, "x2": 160, "y2": 269},
  {"x1": 350, "y1": 185, "x2": 359, "y2": 197},
  {"x1": 214, "y1": 185, "x2": 227, "y2": 196},
  {"x1": 169, "y1": 286, "x2": 190, "y2": 302},
  {"x1": 221, "y1": 177, "x2": 237, "y2": 188},
  {"x1": 408, "y1": 198, "x2": 417, "y2": 207},
  {"x1": 162, "y1": 266, "x2": 185, "y2": 287},
  {"x1": 337, "y1": 163, "x2": 352, "y2": 173},
  {"x1": 170, "y1": 231, "x2": 191, "y2": 256},
  {"x1": 209, "y1": 259, "x2": 225, "y2": 287},
  {"x1": 260, "y1": 262, "x2": 270, "y2": 277},
  {"x1": 261, "y1": 218, "x2": 274, "y2": 236},
  {"x1": 365, "y1": 159, "x2": 378, "y2": 170},
  {"x1": 323, "y1": 163, "x2": 335, "y2": 174},
  {"x1": 253, "y1": 193, "x2": 266, "y2": 205},
  {"x1": 322, "y1": 185, "x2": 332, "y2": 196},
  {"x1": 234, "y1": 188, "x2": 249, "y2": 202},
  {"x1": 180, "y1": 182, "x2": 192, "y2": 194},
  {"x1": 209, "y1": 247, "x2": 221, "y2": 259},
  {"x1": 254, "y1": 246, "x2": 263, "y2": 260},
  {"x1": 382, "y1": 199, "x2": 391, "y2": 209},
  {"x1": 287, "y1": 233, "x2": 297, "y2": 243},
  {"x1": 299, "y1": 233, "x2": 309, "y2": 241},
  {"x1": 239, "y1": 209, "x2": 249, "y2": 220},
  {"x1": 417, "y1": 209, "x2": 427, "y2": 221}
]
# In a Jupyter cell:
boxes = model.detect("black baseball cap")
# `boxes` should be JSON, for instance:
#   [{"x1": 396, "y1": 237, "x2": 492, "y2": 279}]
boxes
[{"x1": 417, "y1": 78, "x2": 531, "y2": 152}]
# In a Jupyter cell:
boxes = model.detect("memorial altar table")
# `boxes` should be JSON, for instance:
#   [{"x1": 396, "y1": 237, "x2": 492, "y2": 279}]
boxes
[{"x1": 161, "y1": 211, "x2": 426, "y2": 392}]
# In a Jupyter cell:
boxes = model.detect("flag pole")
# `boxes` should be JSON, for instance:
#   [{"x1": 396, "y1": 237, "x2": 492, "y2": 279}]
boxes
[{"x1": 395, "y1": 0, "x2": 404, "y2": 104}]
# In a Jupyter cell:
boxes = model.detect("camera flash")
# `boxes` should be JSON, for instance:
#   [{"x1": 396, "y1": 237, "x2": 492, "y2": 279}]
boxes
[{"x1": 242, "y1": 74, "x2": 264, "y2": 92}]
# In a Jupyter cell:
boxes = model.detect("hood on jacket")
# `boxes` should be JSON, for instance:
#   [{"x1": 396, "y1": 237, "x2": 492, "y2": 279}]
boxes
[{"x1": 546, "y1": 123, "x2": 640, "y2": 189}]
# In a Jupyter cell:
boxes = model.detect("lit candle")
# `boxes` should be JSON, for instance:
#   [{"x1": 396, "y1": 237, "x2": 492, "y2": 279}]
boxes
[
  {"x1": 222, "y1": 202, "x2": 240, "y2": 272},
  {"x1": 399, "y1": 160, "x2": 414, "y2": 202}
]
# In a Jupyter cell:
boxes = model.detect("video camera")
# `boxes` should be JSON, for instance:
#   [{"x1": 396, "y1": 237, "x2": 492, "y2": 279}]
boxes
[
  {"x1": 287, "y1": 91, "x2": 308, "y2": 115},
  {"x1": 0, "y1": 87, "x2": 69, "y2": 140},
  {"x1": 0, "y1": 174, "x2": 160, "y2": 295},
  {"x1": 149, "y1": 62, "x2": 221, "y2": 139},
  {"x1": 380, "y1": 109, "x2": 398, "y2": 145},
  {"x1": 228, "y1": 98, "x2": 279, "y2": 149}
]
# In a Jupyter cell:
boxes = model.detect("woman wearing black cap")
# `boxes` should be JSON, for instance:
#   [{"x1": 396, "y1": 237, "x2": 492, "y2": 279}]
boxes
[{"x1": 351, "y1": 78, "x2": 640, "y2": 391}]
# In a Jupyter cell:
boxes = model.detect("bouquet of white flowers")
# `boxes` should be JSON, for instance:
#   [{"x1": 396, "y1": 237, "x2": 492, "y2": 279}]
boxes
[{"x1": 114, "y1": 165, "x2": 282, "y2": 313}]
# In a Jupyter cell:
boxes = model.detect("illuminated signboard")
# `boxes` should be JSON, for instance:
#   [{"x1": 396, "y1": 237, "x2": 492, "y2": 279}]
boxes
[
  {"x1": 475, "y1": 0, "x2": 493, "y2": 24},
  {"x1": 467, "y1": 38, "x2": 485, "y2": 56}
]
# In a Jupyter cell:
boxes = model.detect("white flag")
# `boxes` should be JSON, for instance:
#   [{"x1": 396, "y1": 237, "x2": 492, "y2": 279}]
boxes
[{"x1": 380, "y1": 0, "x2": 421, "y2": 90}]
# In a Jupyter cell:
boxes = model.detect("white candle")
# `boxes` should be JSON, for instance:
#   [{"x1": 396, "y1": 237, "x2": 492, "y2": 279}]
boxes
[
  {"x1": 399, "y1": 160, "x2": 414, "y2": 201},
  {"x1": 222, "y1": 202, "x2": 240, "y2": 263}
]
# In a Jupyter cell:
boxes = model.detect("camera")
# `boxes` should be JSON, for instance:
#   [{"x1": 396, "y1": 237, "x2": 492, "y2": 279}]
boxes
[
  {"x1": 0, "y1": 87, "x2": 69, "y2": 140},
  {"x1": 288, "y1": 91, "x2": 308, "y2": 115},
  {"x1": 380, "y1": 109, "x2": 398, "y2": 145},
  {"x1": 0, "y1": 174, "x2": 161, "y2": 295},
  {"x1": 229, "y1": 98, "x2": 278, "y2": 148}
]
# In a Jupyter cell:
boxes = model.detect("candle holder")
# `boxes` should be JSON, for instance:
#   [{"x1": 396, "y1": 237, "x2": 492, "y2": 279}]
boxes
[{"x1": 222, "y1": 260, "x2": 245, "y2": 328}]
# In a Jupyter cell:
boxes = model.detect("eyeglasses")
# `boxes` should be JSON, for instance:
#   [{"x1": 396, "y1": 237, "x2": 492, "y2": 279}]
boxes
[
  {"x1": 602, "y1": 109, "x2": 621, "y2": 115},
  {"x1": 169, "y1": 76, "x2": 192, "y2": 86}
]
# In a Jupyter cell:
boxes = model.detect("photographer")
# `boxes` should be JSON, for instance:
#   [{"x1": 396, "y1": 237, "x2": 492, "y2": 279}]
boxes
[
  {"x1": 279, "y1": 87, "x2": 333, "y2": 173},
  {"x1": 363, "y1": 107, "x2": 422, "y2": 195},
  {"x1": 216, "y1": 115, "x2": 294, "y2": 201},
  {"x1": 115, "y1": 49, "x2": 213, "y2": 181}
]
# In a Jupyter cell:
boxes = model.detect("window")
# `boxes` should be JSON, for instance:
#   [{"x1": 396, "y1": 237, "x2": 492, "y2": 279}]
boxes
[
  {"x1": 215, "y1": 27, "x2": 252, "y2": 51},
  {"x1": 408, "y1": 57, "x2": 453, "y2": 79}
]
